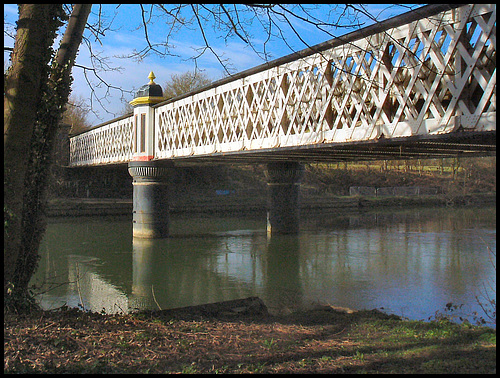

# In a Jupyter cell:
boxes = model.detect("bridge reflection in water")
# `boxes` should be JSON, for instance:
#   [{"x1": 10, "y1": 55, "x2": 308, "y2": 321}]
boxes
[{"x1": 33, "y1": 207, "x2": 496, "y2": 321}]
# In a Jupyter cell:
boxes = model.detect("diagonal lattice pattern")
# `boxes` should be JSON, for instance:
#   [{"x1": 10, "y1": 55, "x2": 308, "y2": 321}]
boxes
[
  {"x1": 155, "y1": 4, "x2": 495, "y2": 159},
  {"x1": 70, "y1": 4, "x2": 495, "y2": 166},
  {"x1": 70, "y1": 116, "x2": 134, "y2": 166}
]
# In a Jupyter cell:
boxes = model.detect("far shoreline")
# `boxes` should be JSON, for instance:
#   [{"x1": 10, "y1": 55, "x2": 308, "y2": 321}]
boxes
[{"x1": 46, "y1": 192, "x2": 496, "y2": 218}]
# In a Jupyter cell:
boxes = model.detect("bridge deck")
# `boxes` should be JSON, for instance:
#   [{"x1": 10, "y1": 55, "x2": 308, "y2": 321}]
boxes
[{"x1": 159, "y1": 130, "x2": 496, "y2": 166}]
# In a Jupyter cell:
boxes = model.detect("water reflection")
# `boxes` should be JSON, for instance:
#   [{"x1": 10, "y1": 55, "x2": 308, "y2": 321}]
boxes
[
  {"x1": 67, "y1": 254, "x2": 128, "y2": 313},
  {"x1": 264, "y1": 235, "x2": 303, "y2": 314},
  {"x1": 32, "y1": 207, "x2": 496, "y2": 323},
  {"x1": 130, "y1": 233, "x2": 263, "y2": 312},
  {"x1": 131, "y1": 239, "x2": 156, "y2": 311}
]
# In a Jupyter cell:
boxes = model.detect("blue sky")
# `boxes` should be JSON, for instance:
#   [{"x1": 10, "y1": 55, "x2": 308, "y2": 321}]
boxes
[{"x1": 4, "y1": 4, "x2": 423, "y2": 126}]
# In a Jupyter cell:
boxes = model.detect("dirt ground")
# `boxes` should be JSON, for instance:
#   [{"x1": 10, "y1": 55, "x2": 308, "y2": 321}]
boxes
[{"x1": 4, "y1": 299, "x2": 496, "y2": 374}]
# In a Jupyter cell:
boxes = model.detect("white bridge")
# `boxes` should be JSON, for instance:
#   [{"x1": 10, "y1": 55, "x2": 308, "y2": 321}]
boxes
[{"x1": 69, "y1": 4, "x2": 496, "y2": 167}]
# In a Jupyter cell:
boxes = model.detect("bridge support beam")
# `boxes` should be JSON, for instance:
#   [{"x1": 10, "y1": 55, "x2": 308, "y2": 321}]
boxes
[
  {"x1": 128, "y1": 161, "x2": 171, "y2": 238},
  {"x1": 265, "y1": 162, "x2": 304, "y2": 235}
]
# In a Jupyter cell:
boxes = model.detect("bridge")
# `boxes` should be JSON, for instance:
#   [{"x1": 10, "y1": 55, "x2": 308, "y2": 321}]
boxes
[{"x1": 68, "y1": 4, "x2": 496, "y2": 238}]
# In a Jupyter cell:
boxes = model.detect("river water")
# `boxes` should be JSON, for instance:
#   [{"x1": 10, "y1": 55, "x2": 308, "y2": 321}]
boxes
[{"x1": 32, "y1": 205, "x2": 496, "y2": 324}]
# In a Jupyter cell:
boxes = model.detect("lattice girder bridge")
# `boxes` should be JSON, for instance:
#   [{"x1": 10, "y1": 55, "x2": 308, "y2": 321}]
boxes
[{"x1": 69, "y1": 4, "x2": 496, "y2": 167}]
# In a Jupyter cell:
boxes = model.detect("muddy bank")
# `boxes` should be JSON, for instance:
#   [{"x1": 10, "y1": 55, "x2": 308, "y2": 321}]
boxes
[{"x1": 46, "y1": 192, "x2": 496, "y2": 217}]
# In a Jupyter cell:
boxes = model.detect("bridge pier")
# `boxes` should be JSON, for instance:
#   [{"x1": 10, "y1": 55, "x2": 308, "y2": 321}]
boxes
[
  {"x1": 265, "y1": 162, "x2": 304, "y2": 235},
  {"x1": 128, "y1": 161, "x2": 171, "y2": 238}
]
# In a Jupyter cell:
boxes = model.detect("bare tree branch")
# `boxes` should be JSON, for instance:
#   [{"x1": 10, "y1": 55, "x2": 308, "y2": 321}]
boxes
[
  {"x1": 190, "y1": 4, "x2": 233, "y2": 75},
  {"x1": 6, "y1": 4, "x2": 433, "y2": 119},
  {"x1": 73, "y1": 63, "x2": 133, "y2": 121}
]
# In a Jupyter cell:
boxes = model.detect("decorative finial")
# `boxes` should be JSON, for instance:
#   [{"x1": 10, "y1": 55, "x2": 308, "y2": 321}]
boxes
[{"x1": 148, "y1": 71, "x2": 156, "y2": 85}]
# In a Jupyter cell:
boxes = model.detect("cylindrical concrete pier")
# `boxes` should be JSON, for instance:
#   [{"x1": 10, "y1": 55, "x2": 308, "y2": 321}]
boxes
[
  {"x1": 128, "y1": 161, "x2": 171, "y2": 238},
  {"x1": 265, "y1": 161, "x2": 304, "y2": 235}
]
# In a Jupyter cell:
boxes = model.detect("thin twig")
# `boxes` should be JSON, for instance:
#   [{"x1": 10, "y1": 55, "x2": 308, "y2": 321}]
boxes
[
  {"x1": 76, "y1": 262, "x2": 86, "y2": 311},
  {"x1": 151, "y1": 285, "x2": 162, "y2": 311}
]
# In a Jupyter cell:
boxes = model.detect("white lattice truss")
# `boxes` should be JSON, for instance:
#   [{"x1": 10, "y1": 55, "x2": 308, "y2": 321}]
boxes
[
  {"x1": 70, "y1": 115, "x2": 134, "y2": 166},
  {"x1": 70, "y1": 4, "x2": 496, "y2": 166}
]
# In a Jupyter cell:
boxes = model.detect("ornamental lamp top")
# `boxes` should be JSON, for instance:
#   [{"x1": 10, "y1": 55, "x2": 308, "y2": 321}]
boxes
[{"x1": 130, "y1": 71, "x2": 165, "y2": 106}]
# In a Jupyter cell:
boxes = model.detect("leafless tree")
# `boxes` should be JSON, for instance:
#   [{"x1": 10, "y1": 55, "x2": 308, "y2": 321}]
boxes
[{"x1": 162, "y1": 70, "x2": 213, "y2": 99}]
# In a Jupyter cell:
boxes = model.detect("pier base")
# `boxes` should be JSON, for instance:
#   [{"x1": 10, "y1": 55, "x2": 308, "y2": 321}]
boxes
[
  {"x1": 265, "y1": 162, "x2": 304, "y2": 235},
  {"x1": 128, "y1": 161, "x2": 171, "y2": 238}
]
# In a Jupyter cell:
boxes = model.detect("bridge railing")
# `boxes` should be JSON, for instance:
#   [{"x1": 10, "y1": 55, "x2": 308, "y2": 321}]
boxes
[
  {"x1": 153, "y1": 4, "x2": 496, "y2": 159},
  {"x1": 69, "y1": 114, "x2": 134, "y2": 166},
  {"x1": 69, "y1": 4, "x2": 495, "y2": 166}
]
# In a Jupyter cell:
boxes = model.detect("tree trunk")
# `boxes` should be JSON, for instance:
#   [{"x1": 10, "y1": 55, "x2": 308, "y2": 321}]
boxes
[
  {"x1": 4, "y1": 4, "x2": 92, "y2": 307},
  {"x1": 4, "y1": 4, "x2": 64, "y2": 302}
]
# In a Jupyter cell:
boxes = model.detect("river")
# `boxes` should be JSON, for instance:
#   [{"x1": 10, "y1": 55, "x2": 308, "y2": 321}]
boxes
[{"x1": 31, "y1": 205, "x2": 496, "y2": 325}]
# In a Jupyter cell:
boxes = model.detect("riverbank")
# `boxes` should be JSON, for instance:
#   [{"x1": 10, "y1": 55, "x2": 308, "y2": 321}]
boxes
[
  {"x1": 46, "y1": 192, "x2": 496, "y2": 217},
  {"x1": 4, "y1": 299, "x2": 496, "y2": 374}
]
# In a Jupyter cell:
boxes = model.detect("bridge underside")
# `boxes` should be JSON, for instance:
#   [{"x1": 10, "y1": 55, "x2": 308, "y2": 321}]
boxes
[{"x1": 154, "y1": 130, "x2": 496, "y2": 166}]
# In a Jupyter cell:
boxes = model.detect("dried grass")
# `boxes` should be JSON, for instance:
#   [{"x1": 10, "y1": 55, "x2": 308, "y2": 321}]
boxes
[{"x1": 4, "y1": 305, "x2": 496, "y2": 374}]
